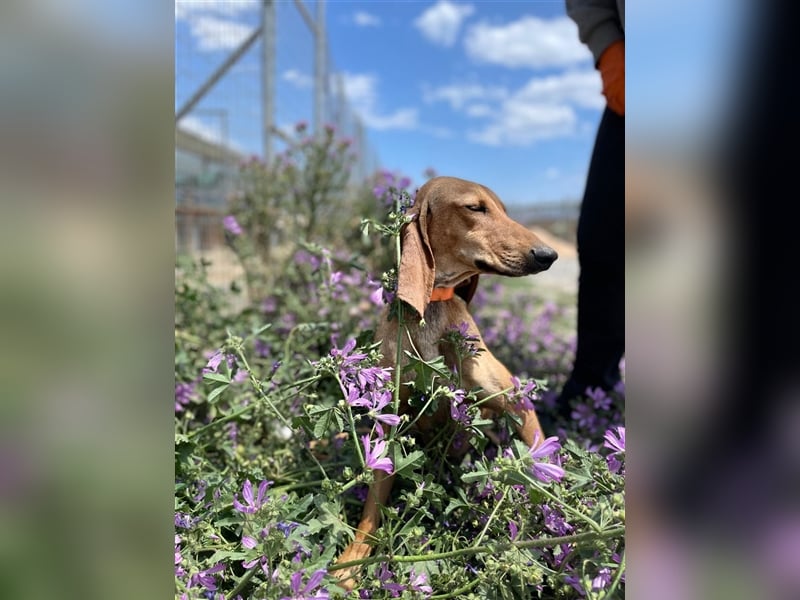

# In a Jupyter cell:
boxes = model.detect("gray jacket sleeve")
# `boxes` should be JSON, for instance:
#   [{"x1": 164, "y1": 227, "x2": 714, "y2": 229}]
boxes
[{"x1": 566, "y1": 0, "x2": 625, "y2": 64}]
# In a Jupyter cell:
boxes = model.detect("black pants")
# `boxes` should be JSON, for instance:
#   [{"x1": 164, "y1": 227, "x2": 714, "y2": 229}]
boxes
[{"x1": 559, "y1": 107, "x2": 625, "y2": 408}]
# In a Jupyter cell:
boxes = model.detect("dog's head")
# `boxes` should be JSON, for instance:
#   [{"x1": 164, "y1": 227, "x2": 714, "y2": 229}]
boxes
[{"x1": 397, "y1": 176, "x2": 558, "y2": 318}]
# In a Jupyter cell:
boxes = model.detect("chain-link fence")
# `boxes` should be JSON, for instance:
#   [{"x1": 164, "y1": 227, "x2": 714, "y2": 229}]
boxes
[{"x1": 175, "y1": 0, "x2": 379, "y2": 261}]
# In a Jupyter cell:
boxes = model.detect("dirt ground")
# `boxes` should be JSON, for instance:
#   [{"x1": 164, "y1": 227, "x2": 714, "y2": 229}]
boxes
[{"x1": 527, "y1": 227, "x2": 579, "y2": 301}]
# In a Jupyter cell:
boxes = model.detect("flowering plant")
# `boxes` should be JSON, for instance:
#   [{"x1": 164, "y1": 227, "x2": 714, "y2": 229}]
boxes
[{"x1": 175, "y1": 178, "x2": 625, "y2": 599}]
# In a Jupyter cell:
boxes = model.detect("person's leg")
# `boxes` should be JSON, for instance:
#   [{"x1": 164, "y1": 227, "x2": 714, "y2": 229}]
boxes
[{"x1": 558, "y1": 107, "x2": 625, "y2": 414}]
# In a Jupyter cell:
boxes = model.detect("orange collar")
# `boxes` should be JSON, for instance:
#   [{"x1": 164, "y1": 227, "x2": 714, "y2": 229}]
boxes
[{"x1": 429, "y1": 287, "x2": 455, "y2": 302}]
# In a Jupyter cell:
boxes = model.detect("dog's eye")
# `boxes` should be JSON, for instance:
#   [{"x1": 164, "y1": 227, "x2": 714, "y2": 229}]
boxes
[{"x1": 466, "y1": 205, "x2": 487, "y2": 213}]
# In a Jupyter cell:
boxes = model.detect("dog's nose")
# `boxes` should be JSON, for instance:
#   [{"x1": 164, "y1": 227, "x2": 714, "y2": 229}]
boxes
[{"x1": 532, "y1": 246, "x2": 558, "y2": 269}]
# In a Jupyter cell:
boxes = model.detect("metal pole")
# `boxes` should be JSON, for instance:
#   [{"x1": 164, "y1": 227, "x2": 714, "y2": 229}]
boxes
[
  {"x1": 292, "y1": 0, "x2": 317, "y2": 34},
  {"x1": 175, "y1": 25, "x2": 263, "y2": 122},
  {"x1": 262, "y1": 0, "x2": 276, "y2": 164},
  {"x1": 314, "y1": 0, "x2": 326, "y2": 135}
]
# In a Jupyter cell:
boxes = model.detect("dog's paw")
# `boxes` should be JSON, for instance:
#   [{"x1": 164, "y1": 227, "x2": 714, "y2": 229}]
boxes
[{"x1": 333, "y1": 541, "x2": 373, "y2": 591}]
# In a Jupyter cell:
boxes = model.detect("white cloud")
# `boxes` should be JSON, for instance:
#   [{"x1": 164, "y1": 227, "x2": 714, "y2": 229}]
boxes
[
  {"x1": 177, "y1": 1, "x2": 257, "y2": 53},
  {"x1": 516, "y1": 70, "x2": 603, "y2": 109},
  {"x1": 340, "y1": 72, "x2": 419, "y2": 131},
  {"x1": 414, "y1": 0, "x2": 475, "y2": 47},
  {"x1": 464, "y1": 16, "x2": 592, "y2": 68},
  {"x1": 283, "y1": 69, "x2": 313, "y2": 89},
  {"x1": 353, "y1": 11, "x2": 381, "y2": 27},
  {"x1": 176, "y1": 0, "x2": 259, "y2": 21},
  {"x1": 425, "y1": 70, "x2": 602, "y2": 146},
  {"x1": 363, "y1": 109, "x2": 419, "y2": 130},
  {"x1": 340, "y1": 72, "x2": 378, "y2": 108},
  {"x1": 422, "y1": 83, "x2": 508, "y2": 110},
  {"x1": 465, "y1": 103, "x2": 493, "y2": 117},
  {"x1": 468, "y1": 102, "x2": 576, "y2": 146},
  {"x1": 187, "y1": 15, "x2": 253, "y2": 51}
]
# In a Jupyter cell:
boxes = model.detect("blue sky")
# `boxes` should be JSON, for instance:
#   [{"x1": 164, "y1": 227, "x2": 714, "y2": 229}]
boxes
[{"x1": 176, "y1": 0, "x2": 605, "y2": 206}]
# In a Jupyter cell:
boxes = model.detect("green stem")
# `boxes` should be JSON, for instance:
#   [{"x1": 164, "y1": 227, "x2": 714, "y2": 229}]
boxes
[
  {"x1": 328, "y1": 525, "x2": 625, "y2": 572},
  {"x1": 270, "y1": 479, "x2": 328, "y2": 494},
  {"x1": 521, "y1": 471, "x2": 602, "y2": 532},
  {"x1": 473, "y1": 487, "x2": 505, "y2": 548},
  {"x1": 235, "y1": 347, "x2": 329, "y2": 480},
  {"x1": 399, "y1": 388, "x2": 441, "y2": 433},
  {"x1": 430, "y1": 578, "x2": 481, "y2": 599},
  {"x1": 188, "y1": 369, "x2": 321, "y2": 440},
  {"x1": 602, "y1": 550, "x2": 625, "y2": 599},
  {"x1": 236, "y1": 349, "x2": 292, "y2": 429},
  {"x1": 334, "y1": 374, "x2": 366, "y2": 468},
  {"x1": 226, "y1": 563, "x2": 260, "y2": 600}
]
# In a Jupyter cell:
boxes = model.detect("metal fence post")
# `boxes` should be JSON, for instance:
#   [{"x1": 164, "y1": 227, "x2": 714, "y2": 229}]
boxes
[
  {"x1": 314, "y1": 0, "x2": 326, "y2": 135},
  {"x1": 262, "y1": 0, "x2": 276, "y2": 164}
]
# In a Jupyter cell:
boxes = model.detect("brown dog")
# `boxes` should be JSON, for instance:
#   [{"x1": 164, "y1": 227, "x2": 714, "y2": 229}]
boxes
[{"x1": 333, "y1": 176, "x2": 557, "y2": 589}]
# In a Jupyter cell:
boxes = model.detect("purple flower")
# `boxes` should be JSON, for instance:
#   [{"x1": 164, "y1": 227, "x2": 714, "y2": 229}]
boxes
[
  {"x1": 528, "y1": 433, "x2": 565, "y2": 483},
  {"x1": 588, "y1": 386, "x2": 612, "y2": 411},
  {"x1": 175, "y1": 381, "x2": 196, "y2": 412},
  {"x1": 571, "y1": 402, "x2": 597, "y2": 430},
  {"x1": 541, "y1": 504, "x2": 573, "y2": 536},
  {"x1": 509, "y1": 376, "x2": 539, "y2": 411},
  {"x1": 368, "y1": 280, "x2": 385, "y2": 306},
  {"x1": 205, "y1": 350, "x2": 225, "y2": 372},
  {"x1": 508, "y1": 521, "x2": 520, "y2": 541},
  {"x1": 281, "y1": 569, "x2": 328, "y2": 600},
  {"x1": 603, "y1": 426, "x2": 625, "y2": 454},
  {"x1": 373, "y1": 410, "x2": 401, "y2": 429},
  {"x1": 261, "y1": 296, "x2": 278, "y2": 313},
  {"x1": 189, "y1": 562, "x2": 225, "y2": 591},
  {"x1": 604, "y1": 426, "x2": 625, "y2": 473},
  {"x1": 330, "y1": 338, "x2": 367, "y2": 366},
  {"x1": 408, "y1": 569, "x2": 432, "y2": 596},
  {"x1": 356, "y1": 366, "x2": 391, "y2": 390},
  {"x1": 362, "y1": 435, "x2": 393, "y2": 474},
  {"x1": 591, "y1": 566, "x2": 612, "y2": 591},
  {"x1": 444, "y1": 322, "x2": 480, "y2": 357},
  {"x1": 376, "y1": 562, "x2": 405, "y2": 597},
  {"x1": 345, "y1": 382, "x2": 371, "y2": 408},
  {"x1": 373, "y1": 185, "x2": 387, "y2": 200},
  {"x1": 449, "y1": 389, "x2": 472, "y2": 426},
  {"x1": 174, "y1": 512, "x2": 196, "y2": 529},
  {"x1": 368, "y1": 390, "x2": 401, "y2": 431},
  {"x1": 223, "y1": 215, "x2": 243, "y2": 236},
  {"x1": 233, "y1": 479, "x2": 272, "y2": 514},
  {"x1": 242, "y1": 535, "x2": 257, "y2": 549},
  {"x1": 564, "y1": 571, "x2": 585, "y2": 595},
  {"x1": 174, "y1": 535, "x2": 183, "y2": 576}
]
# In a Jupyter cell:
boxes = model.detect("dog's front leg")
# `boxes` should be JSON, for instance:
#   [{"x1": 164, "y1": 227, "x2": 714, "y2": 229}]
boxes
[
  {"x1": 464, "y1": 350, "x2": 545, "y2": 448},
  {"x1": 333, "y1": 470, "x2": 394, "y2": 591}
]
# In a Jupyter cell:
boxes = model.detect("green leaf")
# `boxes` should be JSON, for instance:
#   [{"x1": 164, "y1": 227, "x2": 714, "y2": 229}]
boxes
[
  {"x1": 394, "y1": 450, "x2": 425, "y2": 476},
  {"x1": 312, "y1": 407, "x2": 333, "y2": 439},
  {"x1": 203, "y1": 372, "x2": 231, "y2": 384},
  {"x1": 207, "y1": 383, "x2": 229, "y2": 404},
  {"x1": 461, "y1": 469, "x2": 489, "y2": 484},
  {"x1": 444, "y1": 497, "x2": 468, "y2": 515},
  {"x1": 252, "y1": 323, "x2": 272, "y2": 336},
  {"x1": 207, "y1": 550, "x2": 249, "y2": 563}
]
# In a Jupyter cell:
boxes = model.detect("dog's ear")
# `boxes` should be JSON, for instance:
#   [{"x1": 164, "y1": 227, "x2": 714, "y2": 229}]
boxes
[
  {"x1": 456, "y1": 274, "x2": 479, "y2": 304},
  {"x1": 397, "y1": 192, "x2": 434, "y2": 319}
]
